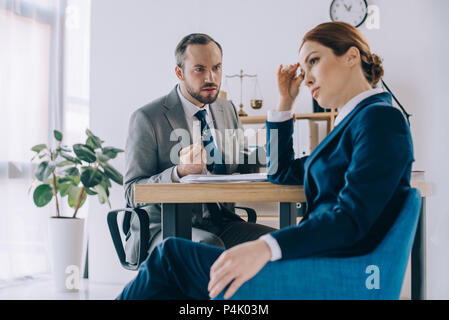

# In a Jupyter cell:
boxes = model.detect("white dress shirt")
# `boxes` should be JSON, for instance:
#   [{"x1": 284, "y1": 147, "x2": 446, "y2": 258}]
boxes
[
  {"x1": 171, "y1": 85, "x2": 216, "y2": 182},
  {"x1": 261, "y1": 87, "x2": 385, "y2": 261},
  {"x1": 171, "y1": 85, "x2": 222, "y2": 220},
  {"x1": 333, "y1": 87, "x2": 385, "y2": 127}
]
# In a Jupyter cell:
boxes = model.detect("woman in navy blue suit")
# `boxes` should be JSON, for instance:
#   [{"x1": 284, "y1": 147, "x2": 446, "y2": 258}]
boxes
[{"x1": 117, "y1": 22, "x2": 414, "y2": 300}]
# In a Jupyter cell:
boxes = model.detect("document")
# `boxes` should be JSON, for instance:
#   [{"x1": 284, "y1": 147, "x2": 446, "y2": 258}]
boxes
[{"x1": 180, "y1": 172, "x2": 267, "y2": 183}]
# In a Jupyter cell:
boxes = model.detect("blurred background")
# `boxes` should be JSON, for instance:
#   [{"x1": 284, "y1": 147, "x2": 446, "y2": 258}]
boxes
[{"x1": 1, "y1": 0, "x2": 448, "y2": 299}]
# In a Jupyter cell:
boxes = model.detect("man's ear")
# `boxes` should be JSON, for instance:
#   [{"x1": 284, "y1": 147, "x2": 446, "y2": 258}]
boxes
[
  {"x1": 345, "y1": 46, "x2": 360, "y2": 67},
  {"x1": 175, "y1": 65, "x2": 184, "y2": 81}
]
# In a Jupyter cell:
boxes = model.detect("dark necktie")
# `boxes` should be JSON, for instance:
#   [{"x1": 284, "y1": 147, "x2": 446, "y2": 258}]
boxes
[{"x1": 194, "y1": 109, "x2": 226, "y2": 174}]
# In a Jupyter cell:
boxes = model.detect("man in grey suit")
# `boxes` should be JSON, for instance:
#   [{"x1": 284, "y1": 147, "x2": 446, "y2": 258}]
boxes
[{"x1": 124, "y1": 33, "x2": 275, "y2": 265}]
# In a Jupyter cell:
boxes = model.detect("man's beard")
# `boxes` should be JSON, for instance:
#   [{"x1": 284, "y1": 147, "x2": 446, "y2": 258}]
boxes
[{"x1": 185, "y1": 82, "x2": 220, "y2": 105}]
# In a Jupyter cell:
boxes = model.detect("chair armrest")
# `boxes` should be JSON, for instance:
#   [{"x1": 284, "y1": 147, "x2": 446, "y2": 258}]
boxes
[
  {"x1": 234, "y1": 206, "x2": 257, "y2": 223},
  {"x1": 107, "y1": 207, "x2": 150, "y2": 271}
]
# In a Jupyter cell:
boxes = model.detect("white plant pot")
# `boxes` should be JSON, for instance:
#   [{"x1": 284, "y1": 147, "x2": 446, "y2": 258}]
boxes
[{"x1": 48, "y1": 217, "x2": 85, "y2": 292}]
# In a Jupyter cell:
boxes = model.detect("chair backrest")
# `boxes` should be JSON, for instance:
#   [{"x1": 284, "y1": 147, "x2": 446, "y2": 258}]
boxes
[
  {"x1": 363, "y1": 187, "x2": 422, "y2": 298},
  {"x1": 122, "y1": 209, "x2": 132, "y2": 235},
  {"x1": 224, "y1": 188, "x2": 422, "y2": 300},
  {"x1": 107, "y1": 206, "x2": 150, "y2": 271},
  {"x1": 371, "y1": 188, "x2": 421, "y2": 255}
]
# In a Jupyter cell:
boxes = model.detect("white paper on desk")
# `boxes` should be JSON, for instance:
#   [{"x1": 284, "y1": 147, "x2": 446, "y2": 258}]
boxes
[{"x1": 180, "y1": 173, "x2": 267, "y2": 183}]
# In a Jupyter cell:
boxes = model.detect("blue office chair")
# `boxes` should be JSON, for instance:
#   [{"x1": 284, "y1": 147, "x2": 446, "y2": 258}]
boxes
[{"x1": 221, "y1": 188, "x2": 421, "y2": 300}]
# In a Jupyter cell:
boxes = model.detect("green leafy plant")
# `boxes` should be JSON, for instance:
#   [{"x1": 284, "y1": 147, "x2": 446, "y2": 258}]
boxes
[{"x1": 30, "y1": 129, "x2": 124, "y2": 218}]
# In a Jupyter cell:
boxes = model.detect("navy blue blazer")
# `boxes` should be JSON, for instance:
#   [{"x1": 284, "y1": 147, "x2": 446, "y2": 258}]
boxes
[{"x1": 266, "y1": 92, "x2": 414, "y2": 260}]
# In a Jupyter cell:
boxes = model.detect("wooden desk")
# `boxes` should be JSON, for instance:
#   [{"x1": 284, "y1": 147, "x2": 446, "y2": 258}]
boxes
[
  {"x1": 134, "y1": 180, "x2": 430, "y2": 300},
  {"x1": 135, "y1": 182, "x2": 304, "y2": 239}
]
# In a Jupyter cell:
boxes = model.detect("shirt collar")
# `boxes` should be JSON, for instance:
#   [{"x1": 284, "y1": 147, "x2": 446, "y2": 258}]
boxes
[
  {"x1": 176, "y1": 84, "x2": 210, "y2": 119},
  {"x1": 333, "y1": 87, "x2": 385, "y2": 127}
]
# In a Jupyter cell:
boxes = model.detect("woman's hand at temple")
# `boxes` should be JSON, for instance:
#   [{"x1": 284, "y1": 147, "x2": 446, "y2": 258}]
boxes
[
  {"x1": 277, "y1": 63, "x2": 304, "y2": 111},
  {"x1": 208, "y1": 239, "x2": 272, "y2": 299}
]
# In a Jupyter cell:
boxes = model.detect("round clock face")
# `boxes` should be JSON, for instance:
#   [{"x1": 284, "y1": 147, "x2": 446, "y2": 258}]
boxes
[{"x1": 330, "y1": 0, "x2": 368, "y2": 28}]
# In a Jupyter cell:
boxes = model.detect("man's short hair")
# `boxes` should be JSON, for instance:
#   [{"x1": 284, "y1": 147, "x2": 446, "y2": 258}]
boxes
[{"x1": 175, "y1": 33, "x2": 223, "y2": 68}]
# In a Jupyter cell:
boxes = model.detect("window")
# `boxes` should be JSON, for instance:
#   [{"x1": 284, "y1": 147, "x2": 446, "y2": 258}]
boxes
[
  {"x1": 0, "y1": 0, "x2": 90, "y2": 286},
  {"x1": 64, "y1": 0, "x2": 90, "y2": 147}
]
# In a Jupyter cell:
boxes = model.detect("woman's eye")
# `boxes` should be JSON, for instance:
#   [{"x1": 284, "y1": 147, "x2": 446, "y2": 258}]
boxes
[{"x1": 310, "y1": 57, "x2": 319, "y2": 65}]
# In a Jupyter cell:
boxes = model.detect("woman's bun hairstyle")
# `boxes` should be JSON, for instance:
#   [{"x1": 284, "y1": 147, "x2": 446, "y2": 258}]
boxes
[
  {"x1": 301, "y1": 22, "x2": 384, "y2": 87},
  {"x1": 366, "y1": 53, "x2": 384, "y2": 87}
]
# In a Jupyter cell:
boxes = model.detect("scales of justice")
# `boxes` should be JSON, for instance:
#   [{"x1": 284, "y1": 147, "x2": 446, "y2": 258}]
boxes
[{"x1": 222, "y1": 69, "x2": 263, "y2": 117}]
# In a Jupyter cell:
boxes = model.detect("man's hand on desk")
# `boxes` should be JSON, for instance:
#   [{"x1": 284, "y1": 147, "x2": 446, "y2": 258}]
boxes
[
  {"x1": 177, "y1": 143, "x2": 207, "y2": 178},
  {"x1": 208, "y1": 239, "x2": 271, "y2": 299}
]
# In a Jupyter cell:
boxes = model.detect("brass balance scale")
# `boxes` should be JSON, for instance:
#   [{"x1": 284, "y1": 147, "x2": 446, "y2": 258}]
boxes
[{"x1": 224, "y1": 69, "x2": 263, "y2": 117}]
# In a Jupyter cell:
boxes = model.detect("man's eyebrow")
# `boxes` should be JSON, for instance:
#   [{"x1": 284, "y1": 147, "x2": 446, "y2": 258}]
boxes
[
  {"x1": 192, "y1": 63, "x2": 221, "y2": 68},
  {"x1": 193, "y1": 62, "x2": 223, "y2": 68}
]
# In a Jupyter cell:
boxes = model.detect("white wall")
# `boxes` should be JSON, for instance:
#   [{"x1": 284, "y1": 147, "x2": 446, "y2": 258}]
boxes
[
  {"x1": 89, "y1": 0, "x2": 449, "y2": 298},
  {"x1": 424, "y1": 0, "x2": 449, "y2": 300}
]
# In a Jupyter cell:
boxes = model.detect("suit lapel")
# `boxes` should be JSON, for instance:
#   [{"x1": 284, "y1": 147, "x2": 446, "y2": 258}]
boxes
[
  {"x1": 303, "y1": 92, "x2": 392, "y2": 204},
  {"x1": 305, "y1": 92, "x2": 392, "y2": 172},
  {"x1": 163, "y1": 86, "x2": 193, "y2": 144},
  {"x1": 163, "y1": 87, "x2": 228, "y2": 167}
]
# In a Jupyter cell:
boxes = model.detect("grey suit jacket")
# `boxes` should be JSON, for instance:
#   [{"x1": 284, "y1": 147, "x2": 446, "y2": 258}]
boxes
[{"x1": 124, "y1": 86, "x2": 261, "y2": 264}]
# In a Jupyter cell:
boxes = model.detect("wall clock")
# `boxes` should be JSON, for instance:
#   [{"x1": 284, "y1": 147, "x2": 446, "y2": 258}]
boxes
[{"x1": 330, "y1": 0, "x2": 368, "y2": 28}]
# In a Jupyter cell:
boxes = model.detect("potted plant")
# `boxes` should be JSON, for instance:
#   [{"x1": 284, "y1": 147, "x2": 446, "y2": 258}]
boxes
[{"x1": 30, "y1": 129, "x2": 123, "y2": 291}]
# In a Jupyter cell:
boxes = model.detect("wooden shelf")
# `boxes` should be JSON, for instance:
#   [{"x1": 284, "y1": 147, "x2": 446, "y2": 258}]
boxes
[{"x1": 240, "y1": 111, "x2": 338, "y2": 132}]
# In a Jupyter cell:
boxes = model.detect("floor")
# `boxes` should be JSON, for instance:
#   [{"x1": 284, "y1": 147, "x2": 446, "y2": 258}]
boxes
[
  {"x1": 0, "y1": 211, "x2": 411, "y2": 301},
  {"x1": 0, "y1": 274, "x2": 124, "y2": 300},
  {"x1": 0, "y1": 275, "x2": 411, "y2": 300}
]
